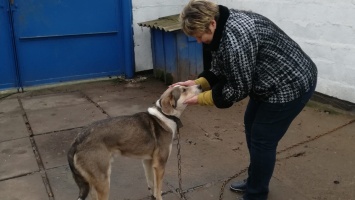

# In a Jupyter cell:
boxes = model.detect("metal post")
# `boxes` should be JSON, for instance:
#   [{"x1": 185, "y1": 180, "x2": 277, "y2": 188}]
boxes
[
  {"x1": 121, "y1": 0, "x2": 135, "y2": 79},
  {"x1": 7, "y1": 0, "x2": 23, "y2": 92}
]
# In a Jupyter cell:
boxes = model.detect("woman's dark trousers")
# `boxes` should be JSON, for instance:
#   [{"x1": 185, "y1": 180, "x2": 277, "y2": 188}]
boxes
[{"x1": 243, "y1": 85, "x2": 316, "y2": 200}]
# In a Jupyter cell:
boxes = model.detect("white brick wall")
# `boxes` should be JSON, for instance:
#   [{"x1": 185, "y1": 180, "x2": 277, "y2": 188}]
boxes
[{"x1": 132, "y1": 0, "x2": 355, "y2": 103}]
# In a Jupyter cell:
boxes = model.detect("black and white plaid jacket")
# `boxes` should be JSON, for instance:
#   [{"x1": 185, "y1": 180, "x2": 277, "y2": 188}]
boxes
[{"x1": 201, "y1": 5, "x2": 317, "y2": 107}]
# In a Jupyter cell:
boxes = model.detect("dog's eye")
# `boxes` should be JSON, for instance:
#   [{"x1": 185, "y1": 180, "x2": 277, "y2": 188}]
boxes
[{"x1": 182, "y1": 88, "x2": 186, "y2": 92}]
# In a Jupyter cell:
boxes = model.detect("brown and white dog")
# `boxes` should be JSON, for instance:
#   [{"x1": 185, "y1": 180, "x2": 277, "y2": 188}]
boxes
[{"x1": 67, "y1": 85, "x2": 202, "y2": 200}]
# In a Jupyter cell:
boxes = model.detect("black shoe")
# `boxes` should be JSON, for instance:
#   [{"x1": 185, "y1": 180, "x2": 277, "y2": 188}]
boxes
[{"x1": 230, "y1": 179, "x2": 247, "y2": 192}]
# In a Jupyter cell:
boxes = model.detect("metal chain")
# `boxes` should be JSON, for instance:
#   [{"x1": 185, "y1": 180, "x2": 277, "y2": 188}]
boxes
[
  {"x1": 176, "y1": 129, "x2": 188, "y2": 200},
  {"x1": 218, "y1": 167, "x2": 248, "y2": 200}
]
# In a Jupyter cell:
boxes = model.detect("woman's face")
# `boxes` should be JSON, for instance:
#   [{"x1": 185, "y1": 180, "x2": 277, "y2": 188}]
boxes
[{"x1": 192, "y1": 20, "x2": 216, "y2": 44}]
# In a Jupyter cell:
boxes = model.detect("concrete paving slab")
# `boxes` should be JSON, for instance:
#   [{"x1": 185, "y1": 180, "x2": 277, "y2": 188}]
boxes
[
  {"x1": 0, "y1": 172, "x2": 49, "y2": 200},
  {"x1": 267, "y1": 177, "x2": 312, "y2": 200},
  {"x1": 83, "y1": 86, "x2": 159, "y2": 117},
  {"x1": 25, "y1": 103, "x2": 107, "y2": 134},
  {"x1": 84, "y1": 85, "x2": 156, "y2": 101},
  {"x1": 0, "y1": 98, "x2": 28, "y2": 142},
  {"x1": 35, "y1": 129, "x2": 80, "y2": 169},
  {"x1": 0, "y1": 114, "x2": 28, "y2": 142},
  {"x1": 278, "y1": 105, "x2": 354, "y2": 151},
  {"x1": 96, "y1": 96, "x2": 157, "y2": 117},
  {"x1": 21, "y1": 93, "x2": 88, "y2": 111},
  {"x1": 0, "y1": 98, "x2": 21, "y2": 115},
  {"x1": 0, "y1": 138, "x2": 39, "y2": 180},
  {"x1": 46, "y1": 166, "x2": 79, "y2": 200},
  {"x1": 82, "y1": 79, "x2": 165, "y2": 102},
  {"x1": 273, "y1": 121, "x2": 355, "y2": 200}
]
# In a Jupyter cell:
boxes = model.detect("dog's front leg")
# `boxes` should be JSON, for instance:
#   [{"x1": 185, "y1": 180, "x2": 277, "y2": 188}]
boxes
[{"x1": 142, "y1": 159, "x2": 154, "y2": 193}]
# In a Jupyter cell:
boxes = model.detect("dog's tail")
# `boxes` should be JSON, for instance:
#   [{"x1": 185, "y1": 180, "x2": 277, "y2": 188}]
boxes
[{"x1": 67, "y1": 141, "x2": 90, "y2": 200}]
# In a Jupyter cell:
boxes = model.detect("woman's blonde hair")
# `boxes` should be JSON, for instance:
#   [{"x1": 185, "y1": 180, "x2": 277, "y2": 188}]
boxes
[{"x1": 180, "y1": 0, "x2": 219, "y2": 36}]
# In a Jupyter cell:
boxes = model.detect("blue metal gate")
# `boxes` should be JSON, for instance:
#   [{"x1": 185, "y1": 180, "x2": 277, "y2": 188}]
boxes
[
  {"x1": 0, "y1": 0, "x2": 133, "y2": 90},
  {"x1": 0, "y1": 0, "x2": 19, "y2": 90}
]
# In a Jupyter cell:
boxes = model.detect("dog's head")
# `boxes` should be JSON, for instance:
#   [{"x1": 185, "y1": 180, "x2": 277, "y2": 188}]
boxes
[{"x1": 157, "y1": 85, "x2": 202, "y2": 117}]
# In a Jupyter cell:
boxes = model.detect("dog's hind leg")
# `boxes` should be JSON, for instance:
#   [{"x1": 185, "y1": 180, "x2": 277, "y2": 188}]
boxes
[
  {"x1": 91, "y1": 178, "x2": 110, "y2": 200},
  {"x1": 153, "y1": 164, "x2": 165, "y2": 200},
  {"x1": 89, "y1": 164, "x2": 111, "y2": 200},
  {"x1": 153, "y1": 153, "x2": 169, "y2": 200},
  {"x1": 89, "y1": 186, "x2": 98, "y2": 200},
  {"x1": 76, "y1": 180, "x2": 90, "y2": 200},
  {"x1": 143, "y1": 159, "x2": 154, "y2": 193},
  {"x1": 83, "y1": 152, "x2": 111, "y2": 200},
  {"x1": 71, "y1": 163, "x2": 90, "y2": 200},
  {"x1": 152, "y1": 145, "x2": 171, "y2": 200}
]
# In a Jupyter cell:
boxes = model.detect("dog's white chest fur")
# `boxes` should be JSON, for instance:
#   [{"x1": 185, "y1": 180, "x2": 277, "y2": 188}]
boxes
[{"x1": 147, "y1": 107, "x2": 177, "y2": 137}]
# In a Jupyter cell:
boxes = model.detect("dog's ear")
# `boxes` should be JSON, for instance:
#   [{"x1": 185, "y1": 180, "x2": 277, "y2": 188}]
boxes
[
  {"x1": 161, "y1": 88, "x2": 181, "y2": 115},
  {"x1": 161, "y1": 93, "x2": 174, "y2": 115},
  {"x1": 170, "y1": 88, "x2": 181, "y2": 108}
]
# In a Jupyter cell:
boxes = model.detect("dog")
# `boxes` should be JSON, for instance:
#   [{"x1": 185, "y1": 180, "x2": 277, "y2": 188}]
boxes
[{"x1": 67, "y1": 84, "x2": 202, "y2": 200}]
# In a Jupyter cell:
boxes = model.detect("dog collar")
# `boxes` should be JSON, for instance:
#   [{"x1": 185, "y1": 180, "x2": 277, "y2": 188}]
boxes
[{"x1": 156, "y1": 105, "x2": 183, "y2": 129}]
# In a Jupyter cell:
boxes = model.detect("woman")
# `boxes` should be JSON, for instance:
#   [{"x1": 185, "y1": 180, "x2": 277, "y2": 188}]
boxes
[{"x1": 173, "y1": 0, "x2": 318, "y2": 199}]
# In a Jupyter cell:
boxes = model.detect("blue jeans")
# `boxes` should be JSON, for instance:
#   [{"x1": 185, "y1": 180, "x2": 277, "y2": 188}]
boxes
[{"x1": 243, "y1": 84, "x2": 316, "y2": 200}]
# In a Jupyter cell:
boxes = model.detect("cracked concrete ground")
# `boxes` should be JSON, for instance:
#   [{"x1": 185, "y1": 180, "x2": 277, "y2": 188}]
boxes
[{"x1": 0, "y1": 76, "x2": 354, "y2": 200}]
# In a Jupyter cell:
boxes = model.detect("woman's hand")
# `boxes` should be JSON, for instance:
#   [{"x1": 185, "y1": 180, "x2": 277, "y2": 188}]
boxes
[
  {"x1": 169, "y1": 80, "x2": 196, "y2": 87},
  {"x1": 184, "y1": 95, "x2": 198, "y2": 105}
]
